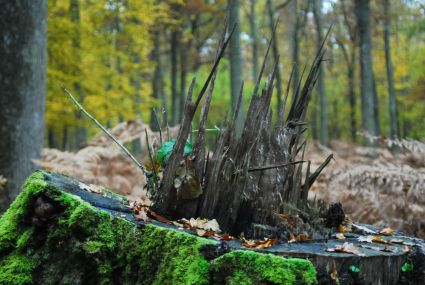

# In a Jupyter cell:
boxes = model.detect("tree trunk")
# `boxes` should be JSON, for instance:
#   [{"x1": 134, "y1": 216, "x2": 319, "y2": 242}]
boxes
[
  {"x1": 151, "y1": 32, "x2": 165, "y2": 131},
  {"x1": 266, "y1": 0, "x2": 283, "y2": 117},
  {"x1": 69, "y1": 0, "x2": 86, "y2": 148},
  {"x1": 171, "y1": 31, "x2": 180, "y2": 125},
  {"x1": 228, "y1": 0, "x2": 244, "y2": 135},
  {"x1": 179, "y1": 33, "x2": 188, "y2": 122},
  {"x1": 311, "y1": 0, "x2": 329, "y2": 146},
  {"x1": 249, "y1": 0, "x2": 259, "y2": 80},
  {"x1": 0, "y1": 0, "x2": 47, "y2": 211},
  {"x1": 355, "y1": 0, "x2": 380, "y2": 142},
  {"x1": 348, "y1": 53, "x2": 357, "y2": 142},
  {"x1": 383, "y1": 0, "x2": 398, "y2": 139}
]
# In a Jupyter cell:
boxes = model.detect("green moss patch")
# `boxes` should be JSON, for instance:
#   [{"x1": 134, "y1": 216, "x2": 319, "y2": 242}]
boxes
[
  {"x1": 0, "y1": 171, "x2": 317, "y2": 284},
  {"x1": 210, "y1": 250, "x2": 317, "y2": 285}
]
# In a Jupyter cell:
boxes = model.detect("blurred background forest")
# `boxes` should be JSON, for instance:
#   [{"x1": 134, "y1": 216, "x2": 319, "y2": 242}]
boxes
[
  {"x1": 45, "y1": 0, "x2": 425, "y2": 147},
  {"x1": 1, "y1": 0, "x2": 425, "y2": 237}
]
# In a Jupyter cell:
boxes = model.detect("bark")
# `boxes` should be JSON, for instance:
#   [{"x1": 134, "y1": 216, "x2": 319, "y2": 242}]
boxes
[
  {"x1": 180, "y1": 43, "x2": 188, "y2": 122},
  {"x1": 355, "y1": 0, "x2": 380, "y2": 142},
  {"x1": 228, "y1": 0, "x2": 244, "y2": 135},
  {"x1": 0, "y1": 0, "x2": 47, "y2": 211},
  {"x1": 338, "y1": 0, "x2": 357, "y2": 141},
  {"x1": 266, "y1": 0, "x2": 283, "y2": 117},
  {"x1": 171, "y1": 31, "x2": 180, "y2": 125},
  {"x1": 150, "y1": 32, "x2": 165, "y2": 131},
  {"x1": 383, "y1": 0, "x2": 398, "y2": 139},
  {"x1": 249, "y1": 0, "x2": 259, "y2": 80},
  {"x1": 69, "y1": 0, "x2": 86, "y2": 148},
  {"x1": 311, "y1": 0, "x2": 329, "y2": 146}
]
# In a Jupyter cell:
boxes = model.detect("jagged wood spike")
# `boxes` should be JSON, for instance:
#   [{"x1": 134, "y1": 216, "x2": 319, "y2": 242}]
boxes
[
  {"x1": 194, "y1": 24, "x2": 235, "y2": 107},
  {"x1": 307, "y1": 154, "x2": 334, "y2": 189},
  {"x1": 277, "y1": 65, "x2": 295, "y2": 128},
  {"x1": 252, "y1": 19, "x2": 276, "y2": 99}
]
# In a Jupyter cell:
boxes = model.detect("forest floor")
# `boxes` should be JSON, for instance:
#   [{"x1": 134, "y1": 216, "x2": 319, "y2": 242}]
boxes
[{"x1": 34, "y1": 120, "x2": 425, "y2": 239}]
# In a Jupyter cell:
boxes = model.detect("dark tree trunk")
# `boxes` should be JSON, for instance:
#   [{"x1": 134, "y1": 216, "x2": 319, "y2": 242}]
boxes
[
  {"x1": 69, "y1": 0, "x2": 86, "y2": 148},
  {"x1": 348, "y1": 53, "x2": 357, "y2": 141},
  {"x1": 0, "y1": 0, "x2": 47, "y2": 211},
  {"x1": 266, "y1": 0, "x2": 283, "y2": 117},
  {"x1": 383, "y1": 0, "x2": 398, "y2": 139},
  {"x1": 171, "y1": 31, "x2": 180, "y2": 125},
  {"x1": 249, "y1": 0, "x2": 259, "y2": 80},
  {"x1": 228, "y1": 0, "x2": 244, "y2": 135},
  {"x1": 311, "y1": 0, "x2": 329, "y2": 146},
  {"x1": 355, "y1": 0, "x2": 380, "y2": 142},
  {"x1": 180, "y1": 43, "x2": 188, "y2": 123},
  {"x1": 151, "y1": 32, "x2": 165, "y2": 131}
]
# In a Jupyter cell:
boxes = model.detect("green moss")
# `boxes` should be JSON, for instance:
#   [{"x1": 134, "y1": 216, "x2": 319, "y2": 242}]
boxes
[
  {"x1": 0, "y1": 171, "x2": 46, "y2": 251},
  {"x1": 210, "y1": 250, "x2": 317, "y2": 285},
  {"x1": 0, "y1": 171, "x2": 318, "y2": 285},
  {"x1": 0, "y1": 253, "x2": 36, "y2": 285}
]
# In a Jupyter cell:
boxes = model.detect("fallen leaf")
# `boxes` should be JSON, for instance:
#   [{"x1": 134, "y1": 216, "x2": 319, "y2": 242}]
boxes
[
  {"x1": 372, "y1": 236, "x2": 389, "y2": 244},
  {"x1": 196, "y1": 229, "x2": 206, "y2": 237},
  {"x1": 326, "y1": 242, "x2": 365, "y2": 256},
  {"x1": 220, "y1": 234, "x2": 235, "y2": 241},
  {"x1": 288, "y1": 233, "x2": 297, "y2": 243},
  {"x1": 79, "y1": 182, "x2": 102, "y2": 194},
  {"x1": 134, "y1": 208, "x2": 151, "y2": 222},
  {"x1": 352, "y1": 224, "x2": 376, "y2": 234},
  {"x1": 403, "y1": 245, "x2": 409, "y2": 253},
  {"x1": 338, "y1": 225, "x2": 352, "y2": 233},
  {"x1": 149, "y1": 210, "x2": 172, "y2": 224},
  {"x1": 378, "y1": 228, "x2": 394, "y2": 236},
  {"x1": 296, "y1": 234, "x2": 309, "y2": 242},
  {"x1": 203, "y1": 219, "x2": 221, "y2": 233},
  {"x1": 336, "y1": 233, "x2": 346, "y2": 240},
  {"x1": 360, "y1": 244, "x2": 394, "y2": 252},
  {"x1": 330, "y1": 261, "x2": 339, "y2": 283},
  {"x1": 242, "y1": 238, "x2": 277, "y2": 249},
  {"x1": 358, "y1": 235, "x2": 374, "y2": 243}
]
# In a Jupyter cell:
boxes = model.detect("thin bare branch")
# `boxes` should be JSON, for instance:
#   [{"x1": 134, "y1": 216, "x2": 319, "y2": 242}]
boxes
[{"x1": 62, "y1": 86, "x2": 148, "y2": 176}]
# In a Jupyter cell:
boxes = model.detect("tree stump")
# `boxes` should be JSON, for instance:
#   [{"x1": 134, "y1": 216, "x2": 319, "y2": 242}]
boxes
[{"x1": 1, "y1": 171, "x2": 423, "y2": 285}]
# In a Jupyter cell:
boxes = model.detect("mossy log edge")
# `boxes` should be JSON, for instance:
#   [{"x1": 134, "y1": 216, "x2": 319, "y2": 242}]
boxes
[{"x1": 0, "y1": 171, "x2": 317, "y2": 285}]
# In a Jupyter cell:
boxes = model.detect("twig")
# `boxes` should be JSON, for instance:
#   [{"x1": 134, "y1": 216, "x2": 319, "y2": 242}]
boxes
[
  {"x1": 145, "y1": 128, "x2": 158, "y2": 191},
  {"x1": 248, "y1": 160, "x2": 306, "y2": 172},
  {"x1": 152, "y1": 108, "x2": 163, "y2": 145},
  {"x1": 62, "y1": 86, "x2": 148, "y2": 176}
]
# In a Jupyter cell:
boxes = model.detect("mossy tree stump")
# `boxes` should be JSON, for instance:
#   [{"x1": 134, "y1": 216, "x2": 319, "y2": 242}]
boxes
[
  {"x1": 1, "y1": 171, "x2": 424, "y2": 285},
  {"x1": 0, "y1": 171, "x2": 317, "y2": 285}
]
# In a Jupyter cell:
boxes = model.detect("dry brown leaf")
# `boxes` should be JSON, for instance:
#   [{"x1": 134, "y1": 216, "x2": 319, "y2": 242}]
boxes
[
  {"x1": 330, "y1": 261, "x2": 339, "y2": 283},
  {"x1": 372, "y1": 236, "x2": 389, "y2": 244},
  {"x1": 296, "y1": 234, "x2": 309, "y2": 242},
  {"x1": 360, "y1": 244, "x2": 394, "y2": 252},
  {"x1": 336, "y1": 233, "x2": 346, "y2": 240},
  {"x1": 338, "y1": 225, "x2": 352, "y2": 233},
  {"x1": 378, "y1": 228, "x2": 394, "y2": 236},
  {"x1": 134, "y1": 208, "x2": 151, "y2": 222},
  {"x1": 288, "y1": 233, "x2": 297, "y2": 243},
  {"x1": 242, "y1": 238, "x2": 277, "y2": 249},
  {"x1": 326, "y1": 242, "x2": 365, "y2": 256},
  {"x1": 220, "y1": 234, "x2": 235, "y2": 241},
  {"x1": 149, "y1": 210, "x2": 172, "y2": 224},
  {"x1": 196, "y1": 229, "x2": 207, "y2": 237}
]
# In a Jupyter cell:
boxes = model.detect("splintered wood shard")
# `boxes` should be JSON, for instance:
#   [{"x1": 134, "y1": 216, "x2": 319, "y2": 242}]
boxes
[{"x1": 151, "y1": 24, "x2": 332, "y2": 237}]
